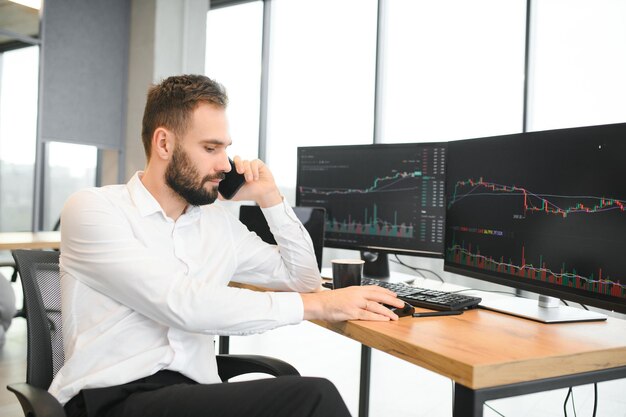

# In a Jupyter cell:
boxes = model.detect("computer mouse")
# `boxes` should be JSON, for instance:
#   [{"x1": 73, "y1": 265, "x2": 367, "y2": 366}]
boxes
[{"x1": 384, "y1": 301, "x2": 414, "y2": 318}]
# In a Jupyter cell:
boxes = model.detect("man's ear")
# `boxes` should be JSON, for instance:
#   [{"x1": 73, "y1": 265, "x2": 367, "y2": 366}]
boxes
[{"x1": 152, "y1": 127, "x2": 174, "y2": 161}]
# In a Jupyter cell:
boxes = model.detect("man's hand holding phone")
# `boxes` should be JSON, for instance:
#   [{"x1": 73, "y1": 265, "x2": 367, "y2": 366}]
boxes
[
  {"x1": 217, "y1": 157, "x2": 246, "y2": 200},
  {"x1": 218, "y1": 156, "x2": 282, "y2": 208}
]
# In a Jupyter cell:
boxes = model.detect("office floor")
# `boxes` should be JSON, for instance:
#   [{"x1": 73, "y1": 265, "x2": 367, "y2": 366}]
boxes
[
  {"x1": 2, "y1": 279, "x2": 625, "y2": 417},
  {"x1": 0, "y1": 317, "x2": 26, "y2": 417}
]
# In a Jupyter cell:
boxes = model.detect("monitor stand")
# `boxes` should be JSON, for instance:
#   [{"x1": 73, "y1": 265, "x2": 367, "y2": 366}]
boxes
[
  {"x1": 361, "y1": 251, "x2": 413, "y2": 284},
  {"x1": 361, "y1": 251, "x2": 389, "y2": 278},
  {"x1": 480, "y1": 295, "x2": 607, "y2": 323}
]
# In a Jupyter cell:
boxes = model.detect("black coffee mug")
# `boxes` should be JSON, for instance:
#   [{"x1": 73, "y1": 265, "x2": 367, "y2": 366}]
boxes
[{"x1": 331, "y1": 259, "x2": 364, "y2": 289}]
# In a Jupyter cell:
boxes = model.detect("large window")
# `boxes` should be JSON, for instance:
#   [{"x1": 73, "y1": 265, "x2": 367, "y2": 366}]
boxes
[
  {"x1": 528, "y1": 0, "x2": 626, "y2": 131},
  {"x1": 0, "y1": 46, "x2": 39, "y2": 232},
  {"x1": 205, "y1": 2, "x2": 626, "y2": 415},
  {"x1": 206, "y1": 0, "x2": 626, "y2": 210},
  {"x1": 42, "y1": 142, "x2": 97, "y2": 230},
  {"x1": 380, "y1": 0, "x2": 526, "y2": 143},
  {"x1": 265, "y1": 0, "x2": 378, "y2": 203},
  {"x1": 206, "y1": 1, "x2": 264, "y2": 160}
]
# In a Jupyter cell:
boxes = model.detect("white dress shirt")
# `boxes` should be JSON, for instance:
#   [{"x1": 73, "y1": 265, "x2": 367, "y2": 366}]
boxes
[{"x1": 49, "y1": 172, "x2": 321, "y2": 405}]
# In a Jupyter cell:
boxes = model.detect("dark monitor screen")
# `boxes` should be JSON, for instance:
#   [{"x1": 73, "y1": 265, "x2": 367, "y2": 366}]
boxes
[
  {"x1": 444, "y1": 123, "x2": 626, "y2": 314},
  {"x1": 239, "y1": 205, "x2": 326, "y2": 271},
  {"x1": 296, "y1": 143, "x2": 447, "y2": 277}
]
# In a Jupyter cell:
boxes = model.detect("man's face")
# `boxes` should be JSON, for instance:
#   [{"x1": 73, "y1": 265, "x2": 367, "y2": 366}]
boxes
[
  {"x1": 165, "y1": 141, "x2": 222, "y2": 205},
  {"x1": 164, "y1": 103, "x2": 232, "y2": 206}
]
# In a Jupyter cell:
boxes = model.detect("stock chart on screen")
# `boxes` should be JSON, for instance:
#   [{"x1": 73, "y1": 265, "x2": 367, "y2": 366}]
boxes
[
  {"x1": 296, "y1": 143, "x2": 446, "y2": 257},
  {"x1": 445, "y1": 124, "x2": 626, "y2": 308}
]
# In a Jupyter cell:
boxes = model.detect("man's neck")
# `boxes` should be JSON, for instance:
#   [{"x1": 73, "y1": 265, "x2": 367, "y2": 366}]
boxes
[{"x1": 140, "y1": 168, "x2": 187, "y2": 221}]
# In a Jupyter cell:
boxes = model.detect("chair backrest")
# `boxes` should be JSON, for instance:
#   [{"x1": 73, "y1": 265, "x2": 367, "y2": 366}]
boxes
[
  {"x1": 239, "y1": 205, "x2": 326, "y2": 271},
  {"x1": 12, "y1": 249, "x2": 63, "y2": 390}
]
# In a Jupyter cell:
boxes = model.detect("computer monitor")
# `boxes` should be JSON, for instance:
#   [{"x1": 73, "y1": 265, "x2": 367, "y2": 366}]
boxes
[
  {"x1": 239, "y1": 205, "x2": 326, "y2": 271},
  {"x1": 296, "y1": 143, "x2": 447, "y2": 278},
  {"x1": 444, "y1": 123, "x2": 626, "y2": 322}
]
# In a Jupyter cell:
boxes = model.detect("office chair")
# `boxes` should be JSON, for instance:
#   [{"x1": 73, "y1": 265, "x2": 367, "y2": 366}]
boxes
[
  {"x1": 5, "y1": 218, "x2": 61, "y2": 321},
  {"x1": 7, "y1": 249, "x2": 300, "y2": 417}
]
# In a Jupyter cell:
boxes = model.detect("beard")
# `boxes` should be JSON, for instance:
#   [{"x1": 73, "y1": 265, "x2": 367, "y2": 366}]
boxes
[{"x1": 165, "y1": 143, "x2": 225, "y2": 206}]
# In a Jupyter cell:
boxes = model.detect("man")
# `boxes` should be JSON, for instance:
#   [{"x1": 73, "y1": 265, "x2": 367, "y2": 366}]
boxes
[{"x1": 53, "y1": 74, "x2": 403, "y2": 417}]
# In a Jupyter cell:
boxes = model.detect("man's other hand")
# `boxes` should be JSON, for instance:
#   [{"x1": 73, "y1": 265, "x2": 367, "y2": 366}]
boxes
[{"x1": 300, "y1": 286, "x2": 405, "y2": 322}]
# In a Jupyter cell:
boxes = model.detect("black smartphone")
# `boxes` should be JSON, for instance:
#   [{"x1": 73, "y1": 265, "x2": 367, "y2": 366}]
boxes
[{"x1": 218, "y1": 158, "x2": 246, "y2": 199}]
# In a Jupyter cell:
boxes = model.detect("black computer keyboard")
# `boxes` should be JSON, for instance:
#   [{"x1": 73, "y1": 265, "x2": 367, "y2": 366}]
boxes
[{"x1": 361, "y1": 278, "x2": 482, "y2": 311}]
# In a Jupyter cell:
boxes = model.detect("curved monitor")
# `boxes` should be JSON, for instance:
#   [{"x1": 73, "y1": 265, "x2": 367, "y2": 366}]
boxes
[
  {"x1": 296, "y1": 143, "x2": 447, "y2": 278},
  {"x1": 444, "y1": 123, "x2": 626, "y2": 316}
]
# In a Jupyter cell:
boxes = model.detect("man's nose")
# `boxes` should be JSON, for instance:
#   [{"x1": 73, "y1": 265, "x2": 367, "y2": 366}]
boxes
[{"x1": 221, "y1": 155, "x2": 233, "y2": 173}]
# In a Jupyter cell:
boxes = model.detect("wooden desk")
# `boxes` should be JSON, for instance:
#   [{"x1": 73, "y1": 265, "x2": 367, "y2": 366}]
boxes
[
  {"x1": 0, "y1": 232, "x2": 61, "y2": 250},
  {"x1": 313, "y1": 308, "x2": 626, "y2": 417},
  {"x1": 227, "y1": 281, "x2": 626, "y2": 416},
  {"x1": 0, "y1": 231, "x2": 61, "y2": 318}
]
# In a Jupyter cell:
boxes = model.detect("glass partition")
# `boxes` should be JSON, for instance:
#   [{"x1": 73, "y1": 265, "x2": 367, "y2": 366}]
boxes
[
  {"x1": 43, "y1": 142, "x2": 97, "y2": 231},
  {"x1": 0, "y1": 46, "x2": 39, "y2": 231}
]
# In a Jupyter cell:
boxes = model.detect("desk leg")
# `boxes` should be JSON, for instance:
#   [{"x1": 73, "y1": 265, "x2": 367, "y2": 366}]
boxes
[
  {"x1": 453, "y1": 366, "x2": 626, "y2": 417},
  {"x1": 219, "y1": 335, "x2": 230, "y2": 354},
  {"x1": 359, "y1": 345, "x2": 371, "y2": 417},
  {"x1": 453, "y1": 383, "x2": 482, "y2": 417}
]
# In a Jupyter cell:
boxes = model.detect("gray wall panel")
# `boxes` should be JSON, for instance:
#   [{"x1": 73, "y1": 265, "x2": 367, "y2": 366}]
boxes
[{"x1": 40, "y1": 0, "x2": 130, "y2": 150}]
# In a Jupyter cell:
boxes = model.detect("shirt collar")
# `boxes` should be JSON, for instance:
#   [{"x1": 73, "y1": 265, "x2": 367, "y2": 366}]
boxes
[
  {"x1": 127, "y1": 171, "x2": 202, "y2": 220},
  {"x1": 127, "y1": 172, "x2": 168, "y2": 218}
]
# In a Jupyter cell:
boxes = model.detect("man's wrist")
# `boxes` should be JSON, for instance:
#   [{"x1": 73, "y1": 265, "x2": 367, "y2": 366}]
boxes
[
  {"x1": 300, "y1": 293, "x2": 322, "y2": 321},
  {"x1": 257, "y1": 188, "x2": 283, "y2": 208}
]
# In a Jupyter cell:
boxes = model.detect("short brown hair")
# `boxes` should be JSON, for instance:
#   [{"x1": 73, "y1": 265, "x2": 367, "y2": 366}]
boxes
[{"x1": 141, "y1": 74, "x2": 228, "y2": 159}]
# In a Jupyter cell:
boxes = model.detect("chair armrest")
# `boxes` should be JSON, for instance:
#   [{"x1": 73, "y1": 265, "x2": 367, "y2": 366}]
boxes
[
  {"x1": 216, "y1": 354, "x2": 300, "y2": 381},
  {"x1": 7, "y1": 383, "x2": 66, "y2": 417}
]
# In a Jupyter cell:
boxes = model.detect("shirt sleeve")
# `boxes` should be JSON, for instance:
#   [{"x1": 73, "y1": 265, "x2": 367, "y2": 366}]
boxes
[
  {"x1": 60, "y1": 189, "x2": 306, "y2": 336},
  {"x1": 229, "y1": 199, "x2": 322, "y2": 293}
]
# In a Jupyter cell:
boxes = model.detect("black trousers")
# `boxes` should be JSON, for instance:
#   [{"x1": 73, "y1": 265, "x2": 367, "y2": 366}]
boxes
[{"x1": 64, "y1": 371, "x2": 352, "y2": 417}]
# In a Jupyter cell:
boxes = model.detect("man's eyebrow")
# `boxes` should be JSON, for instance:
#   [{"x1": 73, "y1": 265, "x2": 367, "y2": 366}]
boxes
[{"x1": 200, "y1": 139, "x2": 232, "y2": 147}]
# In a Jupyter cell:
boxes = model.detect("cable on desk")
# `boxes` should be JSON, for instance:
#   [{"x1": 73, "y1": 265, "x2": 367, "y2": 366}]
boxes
[
  {"x1": 565, "y1": 383, "x2": 598, "y2": 417},
  {"x1": 390, "y1": 256, "x2": 426, "y2": 279},
  {"x1": 563, "y1": 300, "x2": 591, "y2": 311},
  {"x1": 563, "y1": 386, "x2": 578, "y2": 417},
  {"x1": 592, "y1": 383, "x2": 598, "y2": 417},
  {"x1": 571, "y1": 388, "x2": 578, "y2": 417},
  {"x1": 392, "y1": 254, "x2": 445, "y2": 282}
]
